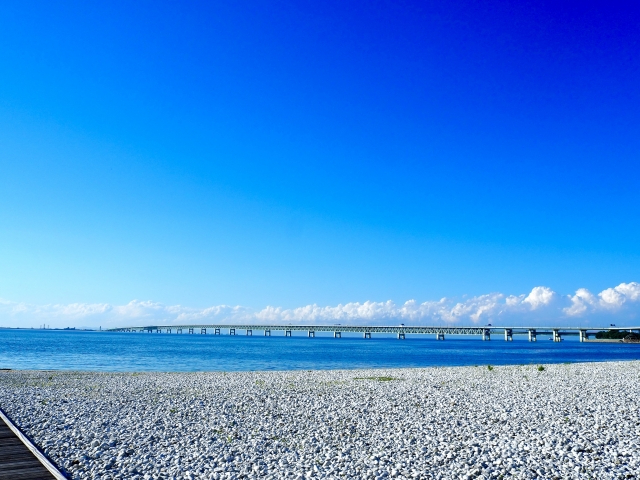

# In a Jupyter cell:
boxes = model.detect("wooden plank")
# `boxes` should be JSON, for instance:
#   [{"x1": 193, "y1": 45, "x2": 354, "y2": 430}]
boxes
[
  {"x1": 0, "y1": 410, "x2": 65, "y2": 480},
  {"x1": 0, "y1": 467, "x2": 57, "y2": 480}
]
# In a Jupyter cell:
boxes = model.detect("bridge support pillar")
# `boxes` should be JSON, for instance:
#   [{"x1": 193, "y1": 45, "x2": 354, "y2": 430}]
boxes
[
  {"x1": 308, "y1": 331, "x2": 315, "y2": 338},
  {"x1": 246, "y1": 329, "x2": 252, "y2": 336},
  {"x1": 504, "y1": 329, "x2": 513, "y2": 341},
  {"x1": 363, "y1": 331, "x2": 371, "y2": 339},
  {"x1": 528, "y1": 329, "x2": 537, "y2": 342},
  {"x1": 229, "y1": 328, "x2": 236, "y2": 336},
  {"x1": 214, "y1": 328, "x2": 220, "y2": 335},
  {"x1": 579, "y1": 330, "x2": 588, "y2": 342},
  {"x1": 436, "y1": 332, "x2": 445, "y2": 340},
  {"x1": 482, "y1": 329, "x2": 490, "y2": 341},
  {"x1": 188, "y1": 328, "x2": 194, "y2": 334},
  {"x1": 264, "y1": 329, "x2": 270, "y2": 336},
  {"x1": 177, "y1": 328, "x2": 182, "y2": 334},
  {"x1": 334, "y1": 331, "x2": 341, "y2": 338},
  {"x1": 552, "y1": 329, "x2": 561, "y2": 342},
  {"x1": 397, "y1": 332, "x2": 405, "y2": 340},
  {"x1": 201, "y1": 328, "x2": 206, "y2": 334},
  {"x1": 285, "y1": 330, "x2": 292, "y2": 337}
]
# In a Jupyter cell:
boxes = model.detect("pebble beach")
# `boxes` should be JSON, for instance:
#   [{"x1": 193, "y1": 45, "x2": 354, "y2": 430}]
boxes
[{"x1": 1, "y1": 361, "x2": 639, "y2": 480}]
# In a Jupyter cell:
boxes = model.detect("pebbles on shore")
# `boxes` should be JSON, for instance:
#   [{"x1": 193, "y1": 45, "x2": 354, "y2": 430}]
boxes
[{"x1": 1, "y1": 361, "x2": 639, "y2": 480}]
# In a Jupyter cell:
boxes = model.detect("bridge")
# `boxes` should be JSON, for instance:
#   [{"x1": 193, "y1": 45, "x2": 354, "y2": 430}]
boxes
[{"x1": 106, "y1": 324, "x2": 640, "y2": 342}]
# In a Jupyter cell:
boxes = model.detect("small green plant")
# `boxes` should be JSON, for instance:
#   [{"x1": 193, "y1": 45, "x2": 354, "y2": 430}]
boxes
[
  {"x1": 537, "y1": 365, "x2": 545, "y2": 372},
  {"x1": 487, "y1": 365, "x2": 494, "y2": 371}
]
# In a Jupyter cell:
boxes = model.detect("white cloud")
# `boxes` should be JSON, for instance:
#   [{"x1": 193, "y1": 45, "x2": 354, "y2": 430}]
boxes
[
  {"x1": 1, "y1": 282, "x2": 640, "y2": 329},
  {"x1": 563, "y1": 282, "x2": 640, "y2": 318},
  {"x1": 599, "y1": 288, "x2": 625, "y2": 309},
  {"x1": 564, "y1": 288, "x2": 597, "y2": 316},
  {"x1": 614, "y1": 282, "x2": 640, "y2": 301},
  {"x1": 56, "y1": 303, "x2": 112, "y2": 317},
  {"x1": 523, "y1": 286, "x2": 556, "y2": 309}
]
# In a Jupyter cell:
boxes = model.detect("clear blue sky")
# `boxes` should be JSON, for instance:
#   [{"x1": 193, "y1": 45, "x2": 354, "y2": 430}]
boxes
[{"x1": 1, "y1": 1, "x2": 639, "y2": 322}]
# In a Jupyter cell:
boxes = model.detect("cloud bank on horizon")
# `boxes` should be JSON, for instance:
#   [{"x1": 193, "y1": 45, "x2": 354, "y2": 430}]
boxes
[{"x1": 1, "y1": 282, "x2": 639, "y2": 329}]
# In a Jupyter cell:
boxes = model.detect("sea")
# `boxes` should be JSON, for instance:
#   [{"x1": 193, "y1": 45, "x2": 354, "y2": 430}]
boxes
[{"x1": 1, "y1": 328, "x2": 639, "y2": 372}]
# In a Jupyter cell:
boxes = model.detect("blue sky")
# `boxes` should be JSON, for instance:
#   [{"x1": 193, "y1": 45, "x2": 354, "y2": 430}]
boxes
[{"x1": 1, "y1": 1, "x2": 639, "y2": 327}]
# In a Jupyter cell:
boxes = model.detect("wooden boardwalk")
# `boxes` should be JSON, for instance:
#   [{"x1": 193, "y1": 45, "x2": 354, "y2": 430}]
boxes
[{"x1": 0, "y1": 415, "x2": 59, "y2": 479}]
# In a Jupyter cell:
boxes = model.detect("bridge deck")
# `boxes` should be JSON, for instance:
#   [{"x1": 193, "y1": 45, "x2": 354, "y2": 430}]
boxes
[
  {"x1": 108, "y1": 324, "x2": 640, "y2": 335},
  {"x1": 105, "y1": 324, "x2": 639, "y2": 344}
]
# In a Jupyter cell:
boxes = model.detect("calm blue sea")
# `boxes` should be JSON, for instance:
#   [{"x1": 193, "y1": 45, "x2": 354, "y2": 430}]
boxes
[{"x1": 1, "y1": 329, "x2": 638, "y2": 372}]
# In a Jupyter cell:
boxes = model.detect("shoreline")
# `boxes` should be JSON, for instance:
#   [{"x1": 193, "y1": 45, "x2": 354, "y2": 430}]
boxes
[
  {"x1": 1, "y1": 355, "x2": 639, "y2": 374},
  {"x1": 1, "y1": 361, "x2": 639, "y2": 479},
  {"x1": 583, "y1": 338, "x2": 623, "y2": 343}
]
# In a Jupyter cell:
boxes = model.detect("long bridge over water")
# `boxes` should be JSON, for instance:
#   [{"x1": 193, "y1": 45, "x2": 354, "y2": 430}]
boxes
[{"x1": 107, "y1": 324, "x2": 640, "y2": 342}]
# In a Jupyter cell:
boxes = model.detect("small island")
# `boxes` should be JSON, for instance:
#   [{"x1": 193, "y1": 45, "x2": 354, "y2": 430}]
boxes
[{"x1": 595, "y1": 330, "x2": 640, "y2": 342}]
